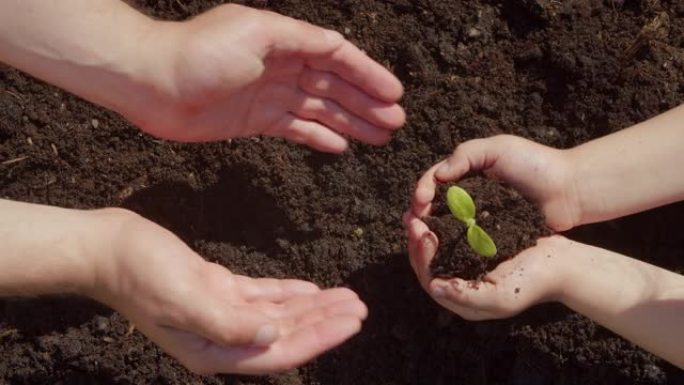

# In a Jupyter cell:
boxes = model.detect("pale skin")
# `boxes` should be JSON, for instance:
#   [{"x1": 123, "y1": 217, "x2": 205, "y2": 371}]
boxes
[
  {"x1": 0, "y1": 0, "x2": 406, "y2": 375},
  {"x1": 405, "y1": 105, "x2": 684, "y2": 368}
]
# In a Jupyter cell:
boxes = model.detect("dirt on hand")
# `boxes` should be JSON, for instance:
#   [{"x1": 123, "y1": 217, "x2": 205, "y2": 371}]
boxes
[{"x1": 426, "y1": 176, "x2": 550, "y2": 280}]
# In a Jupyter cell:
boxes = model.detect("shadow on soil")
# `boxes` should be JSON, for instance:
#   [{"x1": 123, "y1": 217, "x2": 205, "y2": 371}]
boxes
[
  {"x1": 312, "y1": 253, "x2": 584, "y2": 385},
  {"x1": 0, "y1": 297, "x2": 110, "y2": 336},
  {"x1": 122, "y1": 164, "x2": 319, "y2": 254}
]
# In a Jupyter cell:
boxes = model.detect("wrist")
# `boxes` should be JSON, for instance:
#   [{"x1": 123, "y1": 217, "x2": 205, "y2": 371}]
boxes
[
  {"x1": 106, "y1": 20, "x2": 196, "y2": 138},
  {"x1": 563, "y1": 147, "x2": 585, "y2": 227},
  {"x1": 78, "y1": 208, "x2": 144, "y2": 305},
  {"x1": 533, "y1": 235, "x2": 587, "y2": 304},
  {"x1": 0, "y1": 201, "x2": 111, "y2": 298},
  {"x1": 0, "y1": 2, "x2": 176, "y2": 127},
  {"x1": 551, "y1": 238, "x2": 594, "y2": 307},
  {"x1": 93, "y1": 19, "x2": 181, "y2": 122},
  {"x1": 555, "y1": 148, "x2": 584, "y2": 230}
]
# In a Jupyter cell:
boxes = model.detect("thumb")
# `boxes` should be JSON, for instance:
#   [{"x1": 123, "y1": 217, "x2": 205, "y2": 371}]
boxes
[
  {"x1": 188, "y1": 303, "x2": 279, "y2": 347},
  {"x1": 257, "y1": 12, "x2": 344, "y2": 57},
  {"x1": 186, "y1": 263, "x2": 280, "y2": 347},
  {"x1": 435, "y1": 137, "x2": 502, "y2": 182}
]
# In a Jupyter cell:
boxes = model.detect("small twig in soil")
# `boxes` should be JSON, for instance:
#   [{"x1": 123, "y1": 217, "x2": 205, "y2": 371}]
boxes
[
  {"x1": 3, "y1": 90, "x2": 24, "y2": 101},
  {"x1": 1, "y1": 156, "x2": 28, "y2": 166},
  {"x1": 28, "y1": 173, "x2": 57, "y2": 189},
  {"x1": 174, "y1": 0, "x2": 188, "y2": 12}
]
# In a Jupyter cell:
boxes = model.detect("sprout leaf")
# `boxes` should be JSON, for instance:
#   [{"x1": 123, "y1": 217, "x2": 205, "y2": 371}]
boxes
[
  {"x1": 446, "y1": 186, "x2": 476, "y2": 223},
  {"x1": 467, "y1": 224, "x2": 497, "y2": 257}
]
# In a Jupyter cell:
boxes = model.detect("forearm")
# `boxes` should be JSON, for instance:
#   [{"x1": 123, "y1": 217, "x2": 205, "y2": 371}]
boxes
[
  {"x1": 568, "y1": 105, "x2": 684, "y2": 225},
  {"x1": 559, "y1": 241, "x2": 684, "y2": 367},
  {"x1": 0, "y1": 0, "x2": 171, "y2": 116},
  {"x1": 0, "y1": 199, "x2": 104, "y2": 297}
]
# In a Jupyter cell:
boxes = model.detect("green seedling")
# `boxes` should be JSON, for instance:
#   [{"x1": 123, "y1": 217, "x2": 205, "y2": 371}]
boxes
[{"x1": 446, "y1": 186, "x2": 497, "y2": 257}]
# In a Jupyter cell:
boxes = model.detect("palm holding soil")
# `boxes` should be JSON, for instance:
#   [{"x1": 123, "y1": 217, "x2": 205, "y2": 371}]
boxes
[
  {"x1": 405, "y1": 135, "x2": 580, "y2": 319},
  {"x1": 125, "y1": 4, "x2": 405, "y2": 152},
  {"x1": 407, "y1": 112, "x2": 684, "y2": 367}
]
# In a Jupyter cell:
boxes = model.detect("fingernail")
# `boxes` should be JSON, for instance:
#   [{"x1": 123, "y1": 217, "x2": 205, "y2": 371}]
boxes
[
  {"x1": 422, "y1": 233, "x2": 436, "y2": 251},
  {"x1": 253, "y1": 324, "x2": 279, "y2": 346}
]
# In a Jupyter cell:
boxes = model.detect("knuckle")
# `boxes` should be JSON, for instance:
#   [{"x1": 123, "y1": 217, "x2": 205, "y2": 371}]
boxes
[
  {"x1": 453, "y1": 140, "x2": 476, "y2": 156},
  {"x1": 301, "y1": 98, "x2": 327, "y2": 116}
]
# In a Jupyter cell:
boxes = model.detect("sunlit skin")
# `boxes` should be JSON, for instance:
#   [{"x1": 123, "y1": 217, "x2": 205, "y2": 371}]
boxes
[
  {"x1": 0, "y1": 0, "x2": 406, "y2": 374},
  {"x1": 405, "y1": 105, "x2": 684, "y2": 368}
]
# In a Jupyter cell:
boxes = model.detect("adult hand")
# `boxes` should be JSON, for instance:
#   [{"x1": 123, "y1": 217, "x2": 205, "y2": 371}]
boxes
[
  {"x1": 410, "y1": 135, "x2": 579, "y2": 232},
  {"x1": 1, "y1": 2, "x2": 404, "y2": 152},
  {"x1": 128, "y1": 4, "x2": 405, "y2": 152},
  {"x1": 89, "y1": 209, "x2": 367, "y2": 374},
  {"x1": 404, "y1": 212, "x2": 570, "y2": 320}
]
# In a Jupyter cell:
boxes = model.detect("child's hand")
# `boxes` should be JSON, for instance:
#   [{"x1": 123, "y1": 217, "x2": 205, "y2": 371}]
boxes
[
  {"x1": 126, "y1": 4, "x2": 405, "y2": 152},
  {"x1": 411, "y1": 135, "x2": 580, "y2": 232},
  {"x1": 403, "y1": 212, "x2": 570, "y2": 320},
  {"x1": 88, "y1": 209, "x2": 367, "y2": 374},
  {"x1": 405, "y1": 135, "x2": 582, "y2": 319}
]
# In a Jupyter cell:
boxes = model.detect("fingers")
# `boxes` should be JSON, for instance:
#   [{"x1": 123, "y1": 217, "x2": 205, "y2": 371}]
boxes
[
  {"x1": 182, "y1": 301, "x2": 279, "y2": 347},
  {"x1": 429, "y1": 278, "x2": 504, "y2": 321},
  {"x1": 411, "y1": 160, "x2": 446, "y2": 217},
  {"x1": 251, "y1": 4, "x2": 403, "y2": 103},
  {"x1": 431, "y1": 278, "x2": 497, "y2": 310},
  {"x1": 258, "y1": 10, "x2": 346, "y2": 58},
  {"x1": 308, "y1": 40, "x2": 403, "y2": 103},
  {"x1": 403, "y1": 211, "x2": 508, "y2": 321},
  {"x1": 291, "y1": 298, "x2": 368, "y2": 329},
  {"x1": 280, "y1": 288, "x2": 365, "y2": 319},
  {"x1": 180, "y1": 288, "x2": 366, "y2": 374},
  {"x1": 412, "y1": 136, "x2": 506, "y2": 218},
  {"x1": 202, "y1": 315, "x2": 363, "y2": 374},
  {"x1": 299, "y1": 68, "x2": 405, "y2": 129},
  {"x1": 266, "y1": 113, "x2": 349, "y2": 153},
  {"x1": 288, "y1": 91, "x2": 393, "y2": 146},
  {"x1": 403, "y1": 212, "x2": 438, "y2": 291},
  {"x1": 234, "y1": 275, "x2": 320, "y2": 303},
  {"x1": 259, "y1": 315, "x2": 363, "y2": 371},
  {"x1": 434, "y1": 137, "x2": 503, "y2": 182}
]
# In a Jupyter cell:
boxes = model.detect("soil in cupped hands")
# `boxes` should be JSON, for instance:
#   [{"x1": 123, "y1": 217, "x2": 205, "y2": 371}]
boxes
[{"x1": 425, "y1": 176, "x2": 551, "y2": 280}]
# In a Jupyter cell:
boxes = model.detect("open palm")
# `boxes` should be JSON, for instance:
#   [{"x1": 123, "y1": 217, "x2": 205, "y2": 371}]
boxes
[{"x1": 95, "y1": 212, "x2": 367, "y2": 374}]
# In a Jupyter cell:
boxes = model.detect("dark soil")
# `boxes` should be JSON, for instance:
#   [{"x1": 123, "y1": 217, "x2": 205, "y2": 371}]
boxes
[
  {"x1": 2, "y1": 0, "x2": 684, "y2": 384},
  {"x1": 425, "y1": 177, "x2": 550, "y2": 280}
]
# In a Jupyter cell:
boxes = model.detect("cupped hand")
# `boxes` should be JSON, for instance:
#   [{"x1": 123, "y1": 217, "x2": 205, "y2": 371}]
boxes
[
  {"x1": 405, "y1": 135, "x2": 583, "y2": 319},
  {"x1": 404, "y1": 212, "x2": 570, "y2": 320},
  {"x1": 90, "y1": 209, "x2": 367, "y2": 374},
  {"x1": 129, "y1": 4, "x2": 405, "y2": 152},
  {"x1": 411, "y1": 135, "x2": 580, "y2": 232}
]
